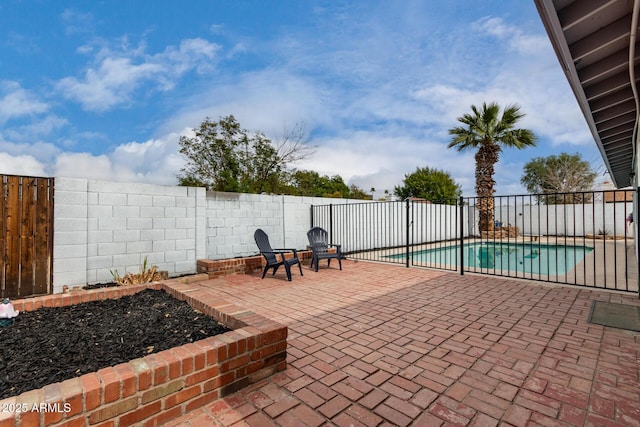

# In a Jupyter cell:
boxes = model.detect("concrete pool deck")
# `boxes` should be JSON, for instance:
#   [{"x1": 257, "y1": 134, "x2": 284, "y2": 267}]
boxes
[
  {"x1": 358, "y1": 237, "x2": 639, "y2": 293},
  {"x1": 165, "y1": 260, "x2": 640, "y2": 426}
]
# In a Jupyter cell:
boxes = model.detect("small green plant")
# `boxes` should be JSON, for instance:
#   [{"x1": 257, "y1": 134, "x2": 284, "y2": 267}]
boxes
[
  {"x1": 110, "y1": 256, "x2": 164, "y2": 286},
  {"x1": 597, "y1": 229, "x2": 611, "y2": 236}
]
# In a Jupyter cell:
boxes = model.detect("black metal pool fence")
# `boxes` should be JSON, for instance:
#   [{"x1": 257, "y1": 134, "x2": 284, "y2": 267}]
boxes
[{"x1": 310, "y1": 189, "x2": 639, "y2": 293}]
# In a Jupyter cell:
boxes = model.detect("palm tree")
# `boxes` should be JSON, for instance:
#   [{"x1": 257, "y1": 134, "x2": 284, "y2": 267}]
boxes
[{"x1": 448, "y1": 102, "x2": 536, "y2": 231}]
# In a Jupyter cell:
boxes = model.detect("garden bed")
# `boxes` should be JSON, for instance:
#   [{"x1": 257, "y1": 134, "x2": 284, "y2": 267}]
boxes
[
  {"x1": 0, "y1": 277, "x2": 287, "y2": 427},
  {"x1": 0, "y1": 289, "x2": 231, "y2": 399}
]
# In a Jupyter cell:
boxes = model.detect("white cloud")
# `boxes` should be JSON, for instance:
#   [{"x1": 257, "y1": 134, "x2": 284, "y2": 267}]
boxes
[
  {"x1": 56, "y1": 38, "x2": 221, "y2": 112},
  {"x1": 53, "y1": 152, "x2": 116, "y2": 180},
  {"x1": 0, "y1": 139, "x2": 61, "y2": 166},
  {"x1": 0, "y1": 81, "x2": 49, "y2": 123},
  {"x1": 161, "y1": 69, "x2": 330, "y2": 136},
  {"x1": 292, "y1": 129, "x2": 478, "y2": 195},
  {"x1": 5, "y1": 31, "x2": 41, "y2": 55},
  {"x1": 473, "y1": 16, "x2": 548, "y2": 55},
  {"x1": 227, "y1": 43, "x2": 248, "y2": 58},
  {"x1": 57, "y1": 58, "x2": 164, "y2": 111},
  {"x1": 411, "y1": 46, "x2": 593, "y2": 149},
  {"x1": 110, "y1": 134, "x2": 184, "y2": 184},
  {"x1": 0, "y1": 131, "x2": 185, "y2": 185},
  {"x1": 49, "y1": 130, "x2": 183, "y2": 184},
  {"x1": 0, "y1": 152, "x2": 47, "y2": 176},
  {"x1": 159, "y1": 38, "x2": 219, "y2": 75},
  {"x1": 3, "y1": 115, "x2": 68, "y2": 142},
  {"x1": 474, "y1": 17, "x2": 513, "y2": 38},
  {"x1": 349, "y1": 169, "x2": 403, "y2": 199},
  {"x1": 209, "y1": 24, "x2": 225, "y2": 35},
  {"x1": 60, "y1": 8, "x2": 95, "y2": 36}
]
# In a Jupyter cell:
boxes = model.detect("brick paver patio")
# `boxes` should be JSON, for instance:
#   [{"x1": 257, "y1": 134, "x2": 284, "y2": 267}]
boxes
[{"x1": 165, "y1": 260, "x2": 640, "y2": 426}]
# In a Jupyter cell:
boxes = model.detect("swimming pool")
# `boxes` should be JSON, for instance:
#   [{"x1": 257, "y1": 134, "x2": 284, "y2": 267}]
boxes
[{"x1": 387, "y1": 242, "x2": 594, "y2": 275}]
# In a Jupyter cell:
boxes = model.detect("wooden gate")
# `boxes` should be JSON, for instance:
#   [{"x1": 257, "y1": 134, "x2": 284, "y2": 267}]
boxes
[{"x1": 0, "y1": 175, "x2": 54, "y2": 298}]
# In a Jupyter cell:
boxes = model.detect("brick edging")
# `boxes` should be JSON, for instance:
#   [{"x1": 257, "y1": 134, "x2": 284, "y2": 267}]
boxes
[
  {"x1": 197, "y1": 249, "x2": 337, "y2": 278},
  {"x1": 0, "y1": 280, "x2": 287, "y2": 427}
]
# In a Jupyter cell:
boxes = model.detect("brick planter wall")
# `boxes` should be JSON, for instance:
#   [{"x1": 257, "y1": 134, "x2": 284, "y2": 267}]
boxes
[
  {"x1": 481, "y1": 226, "x2": 520, "y2": 239},
  {"x1": 0, "y1": 279, "x2": 287, "y2": 427},
  {"x1": 197, "y1": 249, "x2": 337, "y2": 279}
]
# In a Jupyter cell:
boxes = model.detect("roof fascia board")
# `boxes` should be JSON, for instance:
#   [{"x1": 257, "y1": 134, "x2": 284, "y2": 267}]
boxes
[{"x1": 534, "y1": 0, "x2": 619, "y2": 185}]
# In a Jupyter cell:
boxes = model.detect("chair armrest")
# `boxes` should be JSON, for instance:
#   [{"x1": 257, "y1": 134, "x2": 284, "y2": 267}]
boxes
[
  {"x1": 328, "y1": 244, "x2": 342, "y2": 254},
  {"x1": 272, "y1": 248, "x2": 299, "y2": 256},
  {"x1": 261, "y1": 249, "x2": 294, "y2": 263}
]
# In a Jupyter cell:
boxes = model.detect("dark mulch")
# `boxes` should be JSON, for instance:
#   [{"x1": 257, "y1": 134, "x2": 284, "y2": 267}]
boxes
[{"x1": 0, "y1": 289, "x2": 230, "y2": 399}]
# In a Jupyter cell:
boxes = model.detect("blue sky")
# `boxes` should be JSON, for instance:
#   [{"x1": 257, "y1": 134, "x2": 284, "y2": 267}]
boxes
[{"x1": 0, "y1": 1, "x2": 608, "y2": 197}]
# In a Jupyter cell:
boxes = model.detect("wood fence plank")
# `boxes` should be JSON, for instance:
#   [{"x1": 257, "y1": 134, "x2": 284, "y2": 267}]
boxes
[
  {"x1": 0, "y1": 176, "x2": 5, "y2": 293},
  {"x1": 4, "y1": 176, "x2": 20, "y2": 298},
  {"x1": 34, "y1": 178, "x2": 51, "y2": 295},
  {"x1": 0, "y1": 175, "x2": 52, "y2": 299},
  {"x1": 20, "y1": 177, "x2": 35, "y2": 295}
]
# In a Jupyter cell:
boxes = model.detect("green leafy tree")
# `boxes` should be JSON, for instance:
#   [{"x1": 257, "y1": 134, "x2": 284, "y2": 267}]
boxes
[
  {"x1": 178, "y1": 115, "x2": 241, "y2": 191},
  {"x1": 349, "y1": 185, "x2": 373, "y2": 200},
  {"x1": 448, "y1": 102, "x2": 536, "y2": 230},
  {"x1": 394, "y1": 167, "x2": 461, "y2": 204},
  {"x1": 287, "y1": 170, "x2": 370, "y2": 199},
  {"x1": 177, "y1": 115, "x2": 312, "y2": 194},
  {"x1": 288, "y1": 170, "x2": 349, "y2": 198},
  {"x1": 521, "y1": 153, "x2": 597, "y2": 204}
]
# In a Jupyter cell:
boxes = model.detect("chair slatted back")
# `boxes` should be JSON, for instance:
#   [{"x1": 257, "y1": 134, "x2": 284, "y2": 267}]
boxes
[
  {"x1": 307, "y1": 227, "x2": 329, "y2": 254},
  {"x1": 254, "y1": 229, "x2": 278, "y2": 264}
]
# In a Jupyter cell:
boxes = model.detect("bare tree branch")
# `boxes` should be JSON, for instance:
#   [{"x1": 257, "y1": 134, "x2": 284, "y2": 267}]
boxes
[{"x1": 273, "y1": 121, "x2": 316, "y2": 164}]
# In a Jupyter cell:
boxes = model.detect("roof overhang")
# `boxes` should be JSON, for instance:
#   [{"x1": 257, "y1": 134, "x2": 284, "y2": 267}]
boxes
[{"x1": 534, "y1": 0, "x2": 638, "y2": 188}]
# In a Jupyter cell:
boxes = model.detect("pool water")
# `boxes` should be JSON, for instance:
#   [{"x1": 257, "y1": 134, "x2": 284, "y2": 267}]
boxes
[{"x1": 390, "y1": 242, "x2": 594, "y2": 275}]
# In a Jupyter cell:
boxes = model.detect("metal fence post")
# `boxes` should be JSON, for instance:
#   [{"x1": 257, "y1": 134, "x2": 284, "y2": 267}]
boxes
[
  {"x1": 459, "y1": 196, "x2": 464, "y2": 276},
  {"x1": 329, "y1": 204, "x2": 333, "y2": 245},
  {"x1": 406, "y1": 199, "x2": 410, "y2": 268},
  {"x1": 310, "y1": 205, "x2": 314, "y2": 228}
]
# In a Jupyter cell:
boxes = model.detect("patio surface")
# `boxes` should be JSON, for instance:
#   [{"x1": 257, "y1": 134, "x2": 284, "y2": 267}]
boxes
[{"x1": 165, "y1": 260, "x2": 640, "y2": 426}]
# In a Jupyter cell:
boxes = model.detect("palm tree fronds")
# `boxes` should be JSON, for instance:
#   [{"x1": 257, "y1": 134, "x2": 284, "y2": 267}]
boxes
[{"x1": 448, "y1": 101, "x2": 535, "y2": 231}]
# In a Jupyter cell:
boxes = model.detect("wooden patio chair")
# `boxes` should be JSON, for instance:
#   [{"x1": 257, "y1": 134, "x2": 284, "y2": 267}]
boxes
[
  {"x1": 254, "y1": 229, "x2": 303, "y2": 281},
  {"x1": 307, "y1": 227, "x2": 342, "y2": 272}
]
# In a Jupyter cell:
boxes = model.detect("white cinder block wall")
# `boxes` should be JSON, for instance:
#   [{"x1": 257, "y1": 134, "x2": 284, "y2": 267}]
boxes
[
  {"x1": 53, "y1": 178, "x2": 89, "y2": 290},
  {"x1": 53, "y1": 178, "x2": 362, "y2": 291},
  {"x1": 54, "y1": 178, "x2": 206, "y2": 293},
  {"x1": 204, "y1": 193, "x2": 360, "y2": 260},
  {"x1": 205, "y1": 192, "x2": 283, "y2": 260}
]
